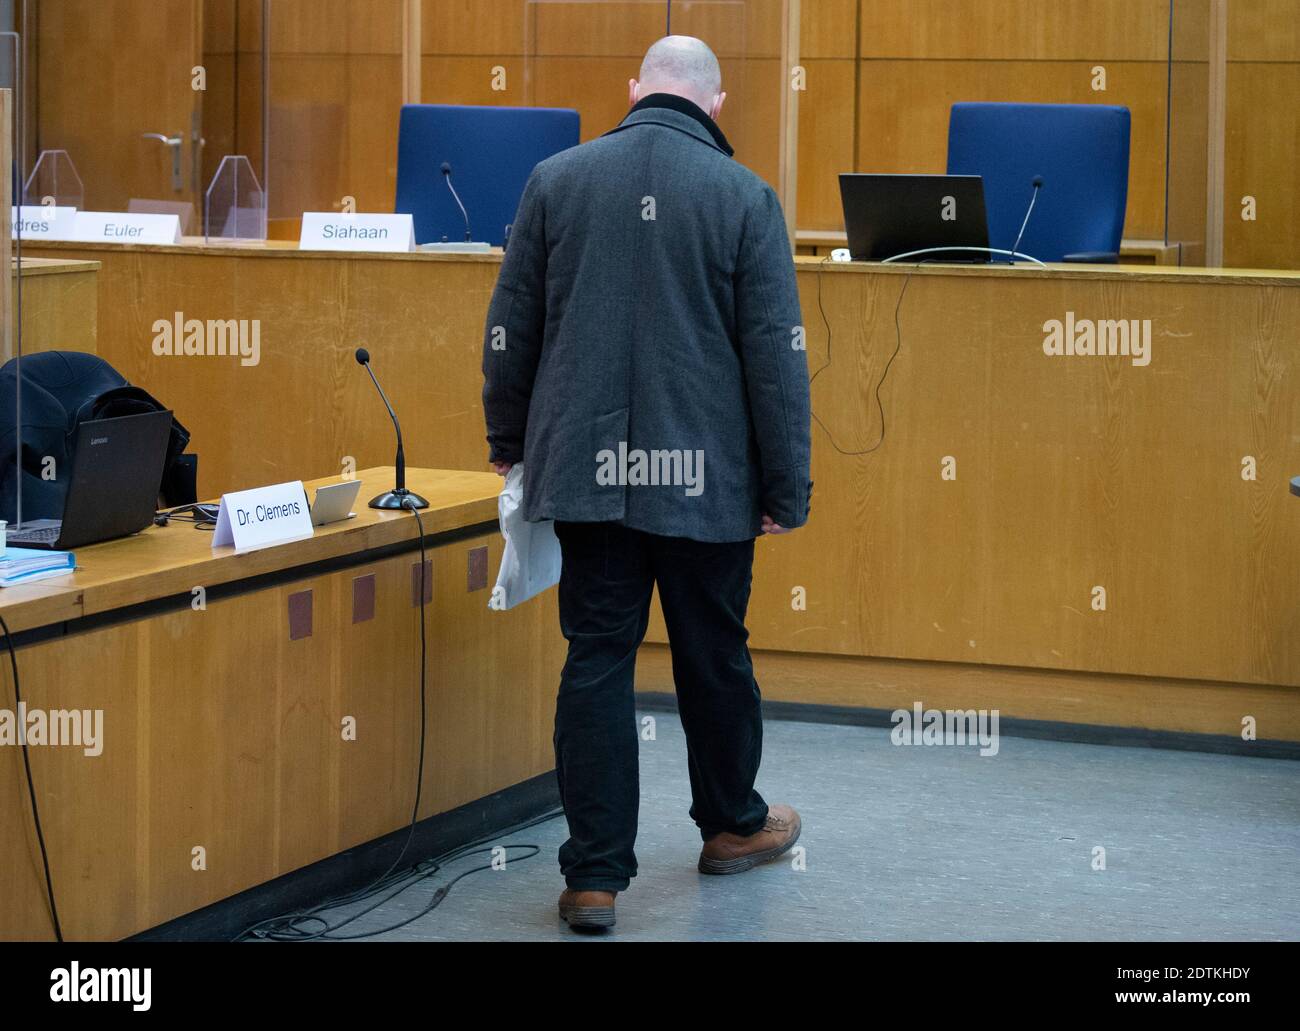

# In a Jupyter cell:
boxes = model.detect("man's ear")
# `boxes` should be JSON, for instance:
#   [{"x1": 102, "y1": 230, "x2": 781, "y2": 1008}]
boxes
[
  {"x1": 710, "y1": 91, "x2": 727, "y2": 120},
  {"x1": 628, "y1": 78, "x2": 640, "y2": 108}
]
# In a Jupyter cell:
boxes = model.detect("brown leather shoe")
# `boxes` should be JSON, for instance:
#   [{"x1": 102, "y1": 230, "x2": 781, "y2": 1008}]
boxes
[
  {"x1": 698, "y1": 803, "x2": 801, "y2": 875},
  {"x1": 558, "y1": 889, "x2": 617, "y2": 929}
]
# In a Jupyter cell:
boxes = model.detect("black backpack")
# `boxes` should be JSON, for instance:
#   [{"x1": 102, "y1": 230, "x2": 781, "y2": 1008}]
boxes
[{"x1": 0, "y1": 351, "x2": 196, "y2": 522}]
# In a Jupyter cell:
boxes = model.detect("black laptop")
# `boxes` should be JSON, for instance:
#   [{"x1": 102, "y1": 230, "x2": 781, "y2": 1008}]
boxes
[
  {"x1": 838, "y1": 173, "x2": 990, "y2": 263},
  {"x1": 8, "y1": 409, "x2": 173, "y2": 550}
]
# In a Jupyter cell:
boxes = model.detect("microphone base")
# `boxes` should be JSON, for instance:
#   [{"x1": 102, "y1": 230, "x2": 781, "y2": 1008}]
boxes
[{"x1": 369, "y1": 488, "x2": 430, "y2": 511}]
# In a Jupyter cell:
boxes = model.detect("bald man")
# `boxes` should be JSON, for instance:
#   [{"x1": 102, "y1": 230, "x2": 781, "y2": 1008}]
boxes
[{"x1": 482, "y1": 36, "x2": 810, "y2": 931}]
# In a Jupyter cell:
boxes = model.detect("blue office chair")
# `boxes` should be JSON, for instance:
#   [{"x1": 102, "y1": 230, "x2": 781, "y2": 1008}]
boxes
[
  {"x1": 947, "y1": 102, "x2": 1130, "y2": 263},
  {"x1": 395, "y1": 104, "x2": 580, "y2": 247}
]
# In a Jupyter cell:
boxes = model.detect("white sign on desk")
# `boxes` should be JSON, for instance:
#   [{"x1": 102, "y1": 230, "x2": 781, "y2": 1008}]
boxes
[
  {"x1": 11, "y1": 205, "x2": 78, "y2": 240},
  {"x1": 212, "y1": 481, "x2": 314, "y2": 553},
  {"x1": 68, "y1": 211, "x2": 182, "y2": 245},
  {"x1": 300, "y1": 212, "x2": 414, "y2": 252}
]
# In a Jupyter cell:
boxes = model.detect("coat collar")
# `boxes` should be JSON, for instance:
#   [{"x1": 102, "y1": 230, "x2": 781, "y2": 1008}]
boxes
[{"x1": 602, "y1": 92, "x2": 735, "y2": 157}]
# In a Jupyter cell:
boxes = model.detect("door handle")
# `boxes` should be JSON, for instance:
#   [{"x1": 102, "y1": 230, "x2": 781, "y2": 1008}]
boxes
[{"x1": 141, "y1": 132, "x2": 184, "y2": 192}]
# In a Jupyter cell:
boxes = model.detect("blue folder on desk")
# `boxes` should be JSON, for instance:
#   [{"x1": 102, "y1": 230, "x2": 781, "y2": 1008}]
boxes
[{"x1": 0, "y1": 546, "x2": 75, "y2": 587}]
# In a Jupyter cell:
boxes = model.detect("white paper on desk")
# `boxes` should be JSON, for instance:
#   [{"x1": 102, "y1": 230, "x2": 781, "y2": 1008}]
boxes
[{"x1": 489, "y1": 464, "x2": 560, "y2": 610}]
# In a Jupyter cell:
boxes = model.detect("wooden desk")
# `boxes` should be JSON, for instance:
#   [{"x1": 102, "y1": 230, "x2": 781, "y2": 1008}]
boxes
[
  {"x1": 18, "y1": 238, "x2": 1300, "y2": 744},
  {"x1": 677, "y1": 258, "x2": 1300, "y2": 745},
  {"x1": 795, "y1": 229, "x2": 1184, "y2": 265},
  {"x1": 1, "y1": 466, "x2": 561, "y2": 941},
  {"x1": 9, "y1": 257, "x2": 99, "y2": 359}
]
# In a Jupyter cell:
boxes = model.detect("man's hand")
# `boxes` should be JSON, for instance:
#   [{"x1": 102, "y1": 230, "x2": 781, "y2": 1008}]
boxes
[
  {"x1": 491, "y1": 461, "x2": 513, "y2": 476},
  {"x1": 761, "y1": 514, "x2": 792, "y2": 535}
]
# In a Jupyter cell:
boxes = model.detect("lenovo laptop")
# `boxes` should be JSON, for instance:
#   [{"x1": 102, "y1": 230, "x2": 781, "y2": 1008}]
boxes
[{"x1": 8, "y1": 410, "x2": 173, "y2": 550}]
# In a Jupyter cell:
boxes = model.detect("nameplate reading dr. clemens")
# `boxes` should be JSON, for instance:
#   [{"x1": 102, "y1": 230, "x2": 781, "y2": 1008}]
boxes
[{"x1": 212, "y1": 481, "x2": 314, "y2": 552}]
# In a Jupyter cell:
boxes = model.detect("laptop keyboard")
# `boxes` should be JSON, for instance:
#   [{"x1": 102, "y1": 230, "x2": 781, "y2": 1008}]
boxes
[{"x1": 8, "y1": 525, "x2": 62, "y2": 545}]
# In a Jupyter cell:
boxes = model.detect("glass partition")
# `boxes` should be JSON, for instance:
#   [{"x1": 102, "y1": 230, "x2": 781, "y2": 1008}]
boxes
[
  {"x1": 262, "y1": 0, "x2": 406, "y2": 237},
  {"x1": 22, "y1": 148, "x2": 82, "y2": 208},
  {"x1": 204, "y1": 153, "x2": 266, "y2": 242},
  {"x1": 2, "y1": 32, "x2": 21, "y2": 530},
  {"x1": 13, "y1": 0, "x2": 267, "y2": 237}
]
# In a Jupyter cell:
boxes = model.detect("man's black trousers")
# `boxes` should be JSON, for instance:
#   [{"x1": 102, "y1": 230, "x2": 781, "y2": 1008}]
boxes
[{"x1": 551, "y1": 520, "x2": 769, "y2": 893}]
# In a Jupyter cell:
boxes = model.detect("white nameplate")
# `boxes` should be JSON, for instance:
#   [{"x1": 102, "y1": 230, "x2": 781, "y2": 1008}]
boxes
[
  {"x1": 69, "y1": 211, "x2": 182, "y2": 245},
  {"x1": 11, "y1": 205, "x2": 78, "y2": 240},
  {"x1": 300, "y1": 212, "x2": 414, "y2": 252},
  {"x1": 212, "y1": 481, "x2": 314, "y2": 552}
]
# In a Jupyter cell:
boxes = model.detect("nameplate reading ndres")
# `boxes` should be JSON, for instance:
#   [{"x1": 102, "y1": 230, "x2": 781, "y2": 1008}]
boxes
[
  {"x1": 11, "y1": 205, "x2": 78, "y2": 240},
  {"x1": 212, "y1": 481, "x2": 314, "y2": 553}
]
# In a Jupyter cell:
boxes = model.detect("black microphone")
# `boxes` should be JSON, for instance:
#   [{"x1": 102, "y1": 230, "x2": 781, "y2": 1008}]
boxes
[
  {"x1": 1010, "y1": 175, "x2": 1044, "y2": 263},
  {"x1": 440, "y1": 161, "x2": 472, "y2": 242},
  {"x1": 354, "y1": 347, "x2": 428, "y2": 510}
]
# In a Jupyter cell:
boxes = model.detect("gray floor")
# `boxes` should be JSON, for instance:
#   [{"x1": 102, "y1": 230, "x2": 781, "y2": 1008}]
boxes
[{"x1": 322, "y1": 712, "x2": 1300, "y2": 941}]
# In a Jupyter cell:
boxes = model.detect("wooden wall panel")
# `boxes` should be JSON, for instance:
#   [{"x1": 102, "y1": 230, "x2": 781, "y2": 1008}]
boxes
[
  {"x1": 1166, "y1": 54, "x2": 1210, "y2": 265},
  {"x1": 854, "y1": 60, "x2": 1171, "y2": 240},
  {"x1": 857, "y1": 0, "x2": 1171, "y2": 61},
  {"x1": 522, "y1": 0, "x2": 780, "y2": 58},
  {"x1": 1221, "y1": 0, "x2": 1300, "y2": 268},
  {"x1": 422, "y1": 56, "x2": 528, "y2": 106},
  {"x1": 422, "y1": 0, "x2": 527, "y2": 55},
  {"x1": 636, "y1": 644, "x2": 1300, "y2": 742},
  {"x1": 1224, "y1": 63, "x2": 1300, "y2": 269},
  {"x1": 17, "y1": 260, "x2": 99, "y2": 355},
  {"x1": 198, "y1": 51, "x2": 238, "y2": 191},
  {"x1": 266, "y1": 55, "x2": 403, "y2": 216},
  {"x1": 1227, "y1": 0, "x2": 1300, "y2": 61},
  {"x1": 421, "y1": 52, "x2": 781, "y2": 185},
  {"x1": 202, "y1": 0, "x2": 238, "y2": 52},
  {"x1": 267, "y1": 0, "x2": 404, "y2": 54},
  {"x1": 422, "y1": 2, "x2": 785, "y2": 186},
  {"x1": 796, "y1": 58, "x2": 854, "y2": 229},
  {"x1": 800, "y1": 0, "x2": 856, "y2": 60}
]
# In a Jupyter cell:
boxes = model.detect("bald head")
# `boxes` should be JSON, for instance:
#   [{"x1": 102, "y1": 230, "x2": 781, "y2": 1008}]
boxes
[{"x1": 629, "y1": 35, "x2": 726, "y2": 120}]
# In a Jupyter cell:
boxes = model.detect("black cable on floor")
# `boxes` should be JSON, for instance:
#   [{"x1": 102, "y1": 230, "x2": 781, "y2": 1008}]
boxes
[
  {"x1": 0, "y1": 611, "x2": 63, "y2": 942},
  {"x1": 231, "y1": 501, "x2": 564, "y2": 942},
  {"x1": 234, "y1": 808, "x2": 564, "y2": 942}
]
